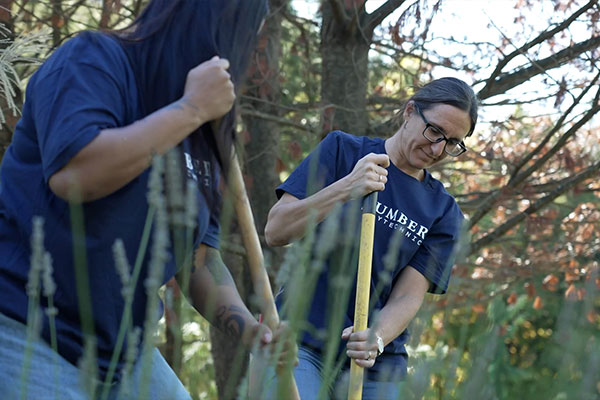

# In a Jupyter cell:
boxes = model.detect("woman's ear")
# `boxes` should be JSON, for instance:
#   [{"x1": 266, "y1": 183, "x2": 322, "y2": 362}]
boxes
[{"x1": 403, "y1": 100, "x2": 415, "y2": 122}]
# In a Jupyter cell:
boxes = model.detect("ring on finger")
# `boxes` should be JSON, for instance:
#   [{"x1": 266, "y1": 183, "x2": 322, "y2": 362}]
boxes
[{"x1": 379, "y1": 174, "x2": 382, "y2": 182}]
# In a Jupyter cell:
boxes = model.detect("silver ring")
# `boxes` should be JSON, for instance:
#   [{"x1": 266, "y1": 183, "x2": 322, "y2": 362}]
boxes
[{"x1": 379, "y1": 174, "x2": 382, "y2": 182}]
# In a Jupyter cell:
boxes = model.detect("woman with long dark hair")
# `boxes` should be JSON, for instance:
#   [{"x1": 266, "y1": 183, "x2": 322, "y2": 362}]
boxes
[{"x1": 0, "y1": 1, "x2": 282, "y2": 398}]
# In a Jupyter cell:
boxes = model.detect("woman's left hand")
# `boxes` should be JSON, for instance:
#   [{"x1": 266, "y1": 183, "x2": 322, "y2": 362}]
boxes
[
  {"x1": 243, "y1": 320, "x2": 298, "y2": 371},
  {"x1": 270, "y1": 321, "x2": 299, "y2": 373},
  {"x1": 341, "y1": 325, "x2": 379, "y2": 368}
]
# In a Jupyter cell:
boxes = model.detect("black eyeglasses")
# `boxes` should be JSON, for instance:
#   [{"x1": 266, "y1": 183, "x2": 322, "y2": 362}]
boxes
[{"x1": 415, "y1": 105, "x2": 468, "y2": 157}]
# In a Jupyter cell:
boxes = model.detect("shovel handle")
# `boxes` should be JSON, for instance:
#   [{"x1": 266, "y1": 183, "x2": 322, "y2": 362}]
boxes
[
  {"x1": 348, "y1": 191, "x2": 378, "y2": 400},
  {"x1": 225, "y1": 148, "x2": 300, "y2": 400}
]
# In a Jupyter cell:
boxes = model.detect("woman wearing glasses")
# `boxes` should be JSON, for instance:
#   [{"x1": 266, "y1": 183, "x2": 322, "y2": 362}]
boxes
[{"x1": 264, "y1": 77, "x2": 478, "y2": 398}]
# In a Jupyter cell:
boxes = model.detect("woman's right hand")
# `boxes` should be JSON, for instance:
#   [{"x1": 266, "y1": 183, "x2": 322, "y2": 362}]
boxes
[
  {"x1": 181, "y1": 56, "x2": 236, "y2": 127},
  {"x1": 343, "y1": 153, "x2": 390, "y2": 200}
]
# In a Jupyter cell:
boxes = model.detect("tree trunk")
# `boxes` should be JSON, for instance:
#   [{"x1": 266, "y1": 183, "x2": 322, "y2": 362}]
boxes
[
  {"x1": 242, "y1": 0, "x2": 286, "y2": 273},
  {"x1": 320, "y1": 1, "x2": 372, "y2": 136}
]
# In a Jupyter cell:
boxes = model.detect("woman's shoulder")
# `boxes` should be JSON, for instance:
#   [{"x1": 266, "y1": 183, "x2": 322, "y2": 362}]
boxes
[
  {"x1": 38, "y1": 31, "x2": 129, "y2": 78},
  {"x1": 423, "y1": 172, "x2": 463, "y2": 216},
  {"x1": 322, "y1": 130, "x2": 382, "y2": 151}
]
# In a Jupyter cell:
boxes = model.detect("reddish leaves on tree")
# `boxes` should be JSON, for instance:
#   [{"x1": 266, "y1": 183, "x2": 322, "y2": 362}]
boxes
[
  {"x1": 542, "y1": 274, "x2": 559, "y2": 292},
  {"x1": 51, "y1": 15, "x2": 64, "y2": 28},
  {"x1": 275, "y1": 157, "x2": 285, "y2": 175},
  {"x1": 564, "y1": 283, "x2": 578, "y2": 301},
  {"x1": 507, "y1": 292, "x2": 518, "y2": 305},
  {"x1": 524, "y1": 282, "x2": 536, "y2": 298},
  {"x1": 321, "y1": 105, "x2": 336, "y2": 133},
  {"x1": 472, "y1": 303, "x2": 485, "y2": 314},
  {"x1": 287, "y1": 141, "x2": 302, "y2": 161}
]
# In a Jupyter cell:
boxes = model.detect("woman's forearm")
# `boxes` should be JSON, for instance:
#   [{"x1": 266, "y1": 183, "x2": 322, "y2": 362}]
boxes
[
  {"x1": 264, "y1": 177, "x2": 352, "y2": 246},
  {"x1": 265, "y1": 153, "x2": 389, "y2": 246},
  {"x1": 373, "y1": 266, "x2": 429, "y2": 346},
  {"x1": 184, "y1": 246, "x2": 259, "y2": 346},
  {"x1": 374, "y1": 293, "x2": 424, "y2": 347},
  {"x1": 49, "y1": 56, "x2": 235, "y2": 202},
  {"x1": 48, "y1": 99, "x2": 202, "y2": 202}
]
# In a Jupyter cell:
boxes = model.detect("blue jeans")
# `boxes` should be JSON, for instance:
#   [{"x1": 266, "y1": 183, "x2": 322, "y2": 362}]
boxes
[
  {"x1": 0, "y1": 312, "x2": 191, "y2": 400},
  {"x1": 257, "y1": 345, "x2": 402, "y2": 400}
]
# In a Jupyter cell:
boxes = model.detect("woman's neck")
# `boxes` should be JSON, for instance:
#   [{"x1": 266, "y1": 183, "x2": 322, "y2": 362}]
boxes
[{"x1": 384, "y1": 134, "x2": 425, "y2": 181}]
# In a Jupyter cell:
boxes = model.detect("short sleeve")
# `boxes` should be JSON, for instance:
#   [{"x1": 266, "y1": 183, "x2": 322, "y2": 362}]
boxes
[
  {"x1": 276, "y1": 131, "x2": 343, "y2": 200},
  {"x1": 29, "y1": 38, "x2": 131, "y2": 182},
  {"x1": 408, "y1": 202, "x2": 464, "y2": 294},
  {"x1": 201, "y1": 211, "x2": 221, "y2": 249}
]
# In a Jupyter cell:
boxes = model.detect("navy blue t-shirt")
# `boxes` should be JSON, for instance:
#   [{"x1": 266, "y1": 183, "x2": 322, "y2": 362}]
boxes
[
  {"x1": 276, "y1": 131, "x2": 464, "y2": 377},
  {"x1": 0, "y1": 32, "x2": 220, "y2": 379}
]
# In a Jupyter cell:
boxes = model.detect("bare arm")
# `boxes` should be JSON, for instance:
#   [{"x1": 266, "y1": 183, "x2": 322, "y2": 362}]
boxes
[
  {"x1": 264, "y1": 153, "x2": 390, "y2": 246},
  {"x1": 343, "y1": 266, "x2": 430, "y2": 368},
  {"x1": 179, "y1": 244, "x2": 266, "y2": 347},
  {"x1": 49, "y1": 56, "x2": 234, "y2": 202},
  {"x1": 179, "y1": 245, "x2": 297, "y2": 366},
  {"x1": 373, "y1": 266, "x2": 430, "y2": 346}
]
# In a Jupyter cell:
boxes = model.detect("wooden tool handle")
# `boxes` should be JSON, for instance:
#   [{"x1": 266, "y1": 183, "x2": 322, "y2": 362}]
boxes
[
  {"x1": 228, "y1": 153, "x2": 280, "y2": 328},
  {"x1": 348, "y1": 191, "x2": 378, "y2": 400},
  {"x1": 226, "y1": 151, "x2": 300, "y2": 400}
]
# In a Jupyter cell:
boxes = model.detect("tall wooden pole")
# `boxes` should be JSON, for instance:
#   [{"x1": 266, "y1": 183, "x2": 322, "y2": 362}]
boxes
[{"x1": 348, "y1": 191, "x2": 378, "y2": 400}]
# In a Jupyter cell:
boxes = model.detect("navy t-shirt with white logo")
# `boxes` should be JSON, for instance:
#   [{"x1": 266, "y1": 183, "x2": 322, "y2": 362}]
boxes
[
  {"x1": 0, "y1": 32, "x2": 220, "y2": 380},
  {"x1": 276, "y1": 131, "x2": 464, "y2": 377}
]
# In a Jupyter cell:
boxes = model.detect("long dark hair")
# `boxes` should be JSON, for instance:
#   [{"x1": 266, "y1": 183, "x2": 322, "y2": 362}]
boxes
[
  {"x1": 409, "y1": 77, "x2": 479, "y2": 137},
  {"x1": 112, "y1": 0, "x2": 269, "y2": 171}
]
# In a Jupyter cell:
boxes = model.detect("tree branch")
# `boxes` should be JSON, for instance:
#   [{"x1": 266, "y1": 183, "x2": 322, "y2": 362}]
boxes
[
  {"x1": 478, "y1": 35, "x2": 600, "y2": 99},
  {"x1": 483, "y1": 0, "x2": 598, "y2": 93},
  {"x1": 458, "y1": 173, "x2": 599, "y2": 212},
  {"x1": 240, "y1": 108, "x2": 316, "y2": 134},
  {"x1": 365, "y1": 0, "x2": 409, "y2": 32},
  {"x1": 509, "y1": 70, "x2": 600, "y2": 180},
  {"x1": 468, "y1": 87, "x2": 600, "y2": 227},
  {"x1": 480, "y1": 93, "x2": 556, "y2": 107},
  {"x1": 371, "y1": 39, "x2": 467, "y2": 72},
  {"x1": 469, "y1": 160, "x2": 600, "y2": 255},
  {"x1": 508, "y1": 87, "x2": 600, "y2": 188}
]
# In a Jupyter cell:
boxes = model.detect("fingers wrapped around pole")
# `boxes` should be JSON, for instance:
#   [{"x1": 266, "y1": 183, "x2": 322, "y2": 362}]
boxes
[{"x1": 348, "y1": 191, "x2": 378, "y2": 400}]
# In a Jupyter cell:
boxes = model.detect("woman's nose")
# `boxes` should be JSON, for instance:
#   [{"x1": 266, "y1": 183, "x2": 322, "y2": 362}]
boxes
[{"x1": 431, "y1": 141, "x2": 445, "y2": 157}]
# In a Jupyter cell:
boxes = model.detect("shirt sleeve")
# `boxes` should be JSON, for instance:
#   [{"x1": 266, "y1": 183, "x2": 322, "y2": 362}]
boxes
[
  {"x1": 408, "y1": 202, "x2": 464, "y2": 294},
  {"x1": 30, "y1": 51, "x2": 128, "y2": 182},
  {"x1": 276, "y1": 131, "x2": 343, "y2": 200},
  {"x1": 200, "y1": 159, "x2": 222, "y2": 249},
  {"x1": 200, "y1": 211, "x2": 221, "y2": 249}
]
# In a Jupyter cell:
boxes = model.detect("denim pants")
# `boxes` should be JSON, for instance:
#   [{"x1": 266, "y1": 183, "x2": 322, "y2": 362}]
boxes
[
  {"x1": 256, "y1": 345, "x2": 403, "y2": 400},
  {"x1": 0, "y1": 312, "x2": 191, "y2": 400}
]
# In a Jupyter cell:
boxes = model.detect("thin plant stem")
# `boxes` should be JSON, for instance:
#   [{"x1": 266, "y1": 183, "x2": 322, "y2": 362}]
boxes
[
  {"x1": 19, "y1": 217, "x2": 45, "y2": 399},
  {"x1": 100, "y1": 206, "x2": 156, "y2": 399}
]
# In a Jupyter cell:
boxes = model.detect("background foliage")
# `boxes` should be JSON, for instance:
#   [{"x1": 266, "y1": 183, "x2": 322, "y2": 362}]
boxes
[{"x1": 1, "y1": 0, "x2": 598, "y2": 399}]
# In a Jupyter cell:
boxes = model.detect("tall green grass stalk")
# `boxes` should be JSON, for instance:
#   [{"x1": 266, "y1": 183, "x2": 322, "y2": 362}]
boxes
[
  {"x1": 41, "y1": 251, "x2": 59, "y2": 397},
  {"x1": 138, "y1": 155, "x2": 170, "y2": 400},
  {"x1": 164, "y1": 149, "x2": 198, "y2": 373},
  {"x1": 100, "y1": 206, "x2": 156, "y2": 399},
  {"x1": 67, "y1": 191, "x2": 99, "y2": 399},
  {"x1": 117, "y1": 327, "x2": 142, "y2": 399},
  {"x1": 19, "y1": 216, "x2": 45, "y2": 399}
]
